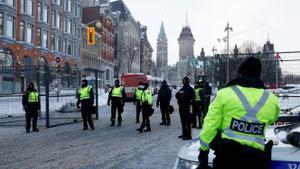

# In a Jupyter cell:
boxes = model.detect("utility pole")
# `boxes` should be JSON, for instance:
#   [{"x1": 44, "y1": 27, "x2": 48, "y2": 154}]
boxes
[{"x1": 224, "y1": 22, "x2": 233, "y2": 83}]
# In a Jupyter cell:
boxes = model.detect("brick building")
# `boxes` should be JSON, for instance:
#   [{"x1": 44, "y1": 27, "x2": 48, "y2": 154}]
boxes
[{"x1": 0, "y1": 0, "x2": 82, "y2": 93}]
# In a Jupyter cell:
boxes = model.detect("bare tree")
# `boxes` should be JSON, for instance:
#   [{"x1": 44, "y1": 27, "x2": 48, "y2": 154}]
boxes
[
  {"x1": 239, "y1": 40, "x2": 262, "y2": 55},
  {"x1": 126, "y1": 46, "x2": 138, "y2": 73}
]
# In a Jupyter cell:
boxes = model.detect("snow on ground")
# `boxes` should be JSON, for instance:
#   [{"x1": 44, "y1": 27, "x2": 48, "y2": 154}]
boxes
[
  {"x1": 0, "y1": 89, "x2": 108, "y2": 117},
  {"x1": 0, "y1": 92, "x2": 190, "y2": 169}
]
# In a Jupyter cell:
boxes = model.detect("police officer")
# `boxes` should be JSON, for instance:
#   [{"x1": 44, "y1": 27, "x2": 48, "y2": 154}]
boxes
[
  {"x1": 175, "y1": 77, "x2": 194, "y2": 140},
  {"x1": 198, "y1": 57, "x2": 280, "y2": 169},
  {"x1": 200, "y1": 80, "x2": 212, "y2": 119},
  {"x1": 22, "y1": 82, "x2": 41, "y2": 133},
  {"x1": 156, "y1": 80, "x2": 172, "y2": 126},
  {"x1": 136, "y1": 82, "x2": 153, "y2": 132},
  {"x1": 192, "y1": 81, "x2": 203, "y2": 129},
  {"x1": 107, "y1": 79, "x2": 126, "y2": 127},
  {"x1": 77, "y1": 79, "x2": 95, "y2": 130},
  {"x1": 134, "y1": 82, "x2": 143, "y2": 123}
]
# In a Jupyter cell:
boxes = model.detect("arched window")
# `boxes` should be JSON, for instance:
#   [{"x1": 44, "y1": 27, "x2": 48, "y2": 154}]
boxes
[{"x1": 0, "y1": 49, "x2": 15, "y2": 67}]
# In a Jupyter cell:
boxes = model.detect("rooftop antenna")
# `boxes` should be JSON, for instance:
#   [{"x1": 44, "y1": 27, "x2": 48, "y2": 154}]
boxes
[
  {"x1": 267, "y1": 33, "x2": 270, "y2": 42},
  {"x1": 185, "y1": 10, "x2": 188, "y2": 26}
]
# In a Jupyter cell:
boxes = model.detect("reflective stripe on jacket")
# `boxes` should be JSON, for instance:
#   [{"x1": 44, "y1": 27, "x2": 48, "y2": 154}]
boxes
[
  {"x1": 141, "y1": 89, "x2": 153, "y2": 105},
  {"x1": 28, "y1": 92, "x2": 39, "y2": 103},
  {"x1": 112, "y1": 87, "x2": 123, "y2": 97},
  {"x1": 79, "y1": 86, "x2": 92, "y2": 100},
  {"x1": 199, "y1": 85, "x2": 280, "y2": 151}
]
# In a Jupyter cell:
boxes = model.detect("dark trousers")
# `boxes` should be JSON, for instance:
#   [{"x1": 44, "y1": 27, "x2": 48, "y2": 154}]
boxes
[
  {"x1": 160, "y1": 103, "x2": 170, "y2": 124},
  {"x1": 111, "y1": 102, "x2": 123, "y2": 125},
  {"x1": 136, "y1": 100, "x2": 142, "y2": 122},
  {"x1": 25, "y1": 109, "x2": 38, "y2": 131},
  {"x1": 201, "y1": 98, "x2": 211, "y2": 118},
  {"x1": 192, "y1": 101, "x2": 202, "y2": 127},
  {"x1": 139, "y1": 105, "x2": 151, "y2": 131},
  {"x1": 81, "y1": 106, "x2": 94, "y2": 129},
  {"x1": 179, "y1": 105, "x2": 191, "y2": 138},
  {"x1": 213, "y1": 139, "x2": 268, "y2": 169}
]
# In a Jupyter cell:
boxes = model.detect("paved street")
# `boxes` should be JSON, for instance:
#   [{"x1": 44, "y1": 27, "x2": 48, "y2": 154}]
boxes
[{"x1": 0, "y1": 94, "x2": 200, "y2": 169}]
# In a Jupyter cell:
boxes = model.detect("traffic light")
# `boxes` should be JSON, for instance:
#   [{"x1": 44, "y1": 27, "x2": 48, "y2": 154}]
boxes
[{"x1": 87, "y1": 27, "x2": 95, "y2": 45}]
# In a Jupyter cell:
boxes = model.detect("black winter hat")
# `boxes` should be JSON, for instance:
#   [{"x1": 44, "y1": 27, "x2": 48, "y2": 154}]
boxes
[
  {"x1": 183, "y1": 76, "x2": 190, "y2": 83},
  {"x1": 238, "y1": 57, "x2": 262, "y2": 78}
]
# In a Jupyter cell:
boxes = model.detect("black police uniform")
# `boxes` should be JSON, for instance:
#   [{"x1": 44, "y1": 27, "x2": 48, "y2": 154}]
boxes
[
  {"x1": 22, "y1": 87, "x2": 41, "y2": 133},
  {"x1": 175, "y1": 82, "x2": 194, "y2": 139}
]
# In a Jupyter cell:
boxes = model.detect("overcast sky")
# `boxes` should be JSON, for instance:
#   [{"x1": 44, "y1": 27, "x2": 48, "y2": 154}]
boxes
[{"x1": 121, "y1": 0, "x2": 300, "y2": 66}]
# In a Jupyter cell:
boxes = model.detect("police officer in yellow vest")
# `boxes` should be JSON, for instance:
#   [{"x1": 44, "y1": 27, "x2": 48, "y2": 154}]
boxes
[
  {"x1": 107, "y1": 79, "x2": 126, "y2": 127},
  {"x1": 77, "y1": 79, "x2": 95, "y2": 130},
  {"x1": 22, "y1": 82, "x2": 41, "y2": 133},
  {"x1": 192, "y1": 81, "x2": 203, "y2": 129},
  {"x1": 197, "y1": 57, "x2": 280, "y2": 169},
  {"x1": 136, "y1": 82, "x2": 153, "y2": 132},
  {"x1": 134, "y1": 81, "x2": 143, "y2": 123}
]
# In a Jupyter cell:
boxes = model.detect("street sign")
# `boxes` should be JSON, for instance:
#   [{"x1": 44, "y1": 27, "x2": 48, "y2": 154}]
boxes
[
  {"x1": 55, "y1": 57, "x2": 61, "y2": 63},
  {"x1": 189, "y1": 57, "x2": 197, "y2": 67}
]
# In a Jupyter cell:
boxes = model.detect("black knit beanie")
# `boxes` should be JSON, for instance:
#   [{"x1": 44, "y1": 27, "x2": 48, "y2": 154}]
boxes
[{"x1": 238, "y1": 57, "x2": 262, "y2": 78}]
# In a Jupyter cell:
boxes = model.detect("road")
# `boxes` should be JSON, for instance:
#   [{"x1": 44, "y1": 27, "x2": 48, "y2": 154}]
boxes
[{"x1": 0, "y1": 93, "x2": 201, "y2": 169}]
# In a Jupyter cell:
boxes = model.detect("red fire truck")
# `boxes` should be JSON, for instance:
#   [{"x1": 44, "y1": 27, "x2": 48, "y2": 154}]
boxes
[{"x1": 120, "y1": 73, "x2": 163, "y2": 100}]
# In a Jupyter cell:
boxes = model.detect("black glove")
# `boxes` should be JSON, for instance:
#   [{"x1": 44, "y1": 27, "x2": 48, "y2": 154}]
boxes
[
  {"x1": 76, "y1": 102, "x2": 80, "y2": 109},
  {"x1": 107, "y1": 101, "x2": 110, "y2": 106},
  {"x1": 156, "y1": 102, "x2": 159, "y2": 108},
  {"x1": 197, "y1": 150, "x2": 209, "y2": 169},
  {"x1": 133, "y1": 101, "x2": 136, "y2": 105}
]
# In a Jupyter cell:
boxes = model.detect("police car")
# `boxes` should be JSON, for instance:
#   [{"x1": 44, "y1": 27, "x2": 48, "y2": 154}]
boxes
[{"x1": 173, "y1": 107, "x2": 300, "y2": 169}]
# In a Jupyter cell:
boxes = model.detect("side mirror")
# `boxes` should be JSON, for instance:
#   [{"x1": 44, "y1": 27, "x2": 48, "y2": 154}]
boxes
[{"x1": 287, "y1": 126, "x2": 300, "y2": 148}]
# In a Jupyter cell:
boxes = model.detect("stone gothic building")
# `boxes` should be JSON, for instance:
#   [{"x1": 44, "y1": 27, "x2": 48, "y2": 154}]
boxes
[
  {"x1": 177, "y1": 25, "x2": 195, "y2": 83},
  {"x1": 156, "y1": 22, "x2": 168, "y2": 80}
]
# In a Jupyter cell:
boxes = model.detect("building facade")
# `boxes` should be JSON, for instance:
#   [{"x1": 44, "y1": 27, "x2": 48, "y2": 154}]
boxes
[
  {"x1": 110, "y1": 0, "x2": 141, "y2": 77},
  {"x1": 0, "y1": 0, "x2": 82, "y2": 93},
  {"x1": 156, "y1": 21, "x2": 168, "y2": 80},
  {"x1": 82, "y1": 3, "x2": 115, "y2": 87},
  {"x1": 140, "y1": 26, "x2": 153, "y2": 75},
  {"x1": 177, "y1": 25, "x2": 195, "y2": 83}
]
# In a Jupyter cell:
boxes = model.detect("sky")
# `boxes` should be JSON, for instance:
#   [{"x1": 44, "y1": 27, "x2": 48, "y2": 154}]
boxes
[{"x1": 121, "y1": 0, "x2": 300, "y2": 66}]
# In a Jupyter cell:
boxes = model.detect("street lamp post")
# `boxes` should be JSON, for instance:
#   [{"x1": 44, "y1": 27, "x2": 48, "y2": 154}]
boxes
[{"x1": 224, "y1": 22, "x2": 233, "y2": 83}]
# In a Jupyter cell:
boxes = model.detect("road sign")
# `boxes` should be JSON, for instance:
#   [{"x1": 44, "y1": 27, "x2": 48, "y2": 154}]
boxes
[{"x1": 55, "y1": 57, "x2": 61, "y2": 63}]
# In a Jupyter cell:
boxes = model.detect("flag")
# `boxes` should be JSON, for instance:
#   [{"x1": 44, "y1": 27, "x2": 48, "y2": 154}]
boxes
[{"x1": 275, "y1": 52, "x2": 283, "y2": 62}]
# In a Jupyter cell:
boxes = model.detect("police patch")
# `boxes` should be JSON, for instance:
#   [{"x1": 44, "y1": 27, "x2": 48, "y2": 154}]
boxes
[{"x1": 230, "y1": 118, "x2": 266, "y2": 135}]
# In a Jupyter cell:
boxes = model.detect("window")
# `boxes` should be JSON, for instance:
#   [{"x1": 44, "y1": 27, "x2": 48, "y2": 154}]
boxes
[
  {"x1": 42, "y1": 30, "x2": 48, "y2": 48},
  {"x1": 52, "y1": 10, "x2": 56, "y2": 27},
  {"x1": 64, "y1": 38, "x2": 67, "y2": 53},
  {"x1": 67, "y1": 41, "x2": 71, "y2": 55},
  {"x1": 0, "y1": 13, "x2": 3, "y2": 35},
  {"x1": 58, "y1": 36, "x2": 62, "y2": 52},
  {"x1": 43, "y1": 5, "x2": 49, "y2": 23},
  {"x1": 27, "y1": 0, "x2": 34, "y2": 16},
  {"x1": 6, "y1": 15, "x2": 15, "y2": 38},
  {"x1": 68, "y1": 0, "x2": 71, "y2": 12},
  {"x1": 7, "y1": 0, "x2": 15, "y2": 7},
  {"x1": 57, "y1": 13, "x2": 61, "y2": 29},
  {"x1": 64, "y1": 17, "x2": 67, "y2": 33},
  {"x1": 20, "y1": 21, "x2": 25, "y2": 41},
  {"x1": 51, "y1": 34, "x2": 56, "y2": 51},
  {"x1": 67, "y1": 19, "x2": 71, "y2": 33},
  {"x1": 37, "y1": 28, "x2": 41, "y2": 46},
  {"x1": 21, "y1": 0, "x2": 25, "y2": 13},
  {"x1": 26, "y1": 24, "x2": 33, "y2": 44},
  {"x1": 77, "y1": 5, "x2": 81, "y2": 17},
  {"x1": 38, "y1": 2, "x2": 42, "y2": 20},
  {"x1": 106, "y1": 69, "x2": 110, "y2": 81}
]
